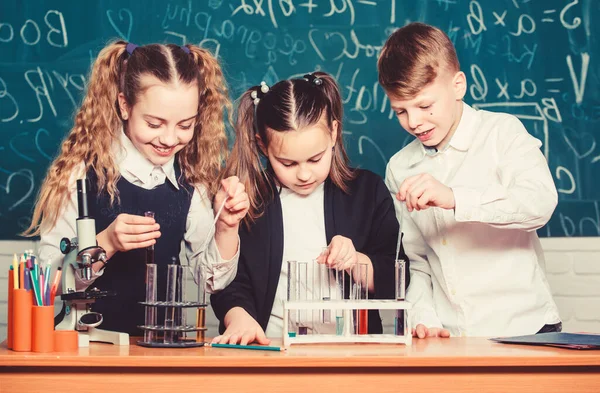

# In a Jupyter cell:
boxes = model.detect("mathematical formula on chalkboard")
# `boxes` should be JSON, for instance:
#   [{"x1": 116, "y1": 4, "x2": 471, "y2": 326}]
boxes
[{"x1": 0, "y1": 0, "x2": 598, "y2": 238}]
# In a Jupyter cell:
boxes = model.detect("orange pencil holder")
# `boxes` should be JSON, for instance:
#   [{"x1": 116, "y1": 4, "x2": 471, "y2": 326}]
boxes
[
  {"x1": 7, "y1": 271, "x2": 14, "y2": 349},
  {"x1": 12, "y1": 289, "x2": 34, "y2": 352},
  {"x1": 32, "y1": 305, "x2": 55, "y2": 353},
  {"x1": 54, "y1": 330, "x2": 79, "y2": 352}
]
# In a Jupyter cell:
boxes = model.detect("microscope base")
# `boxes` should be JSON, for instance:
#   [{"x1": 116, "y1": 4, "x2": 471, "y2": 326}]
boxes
[{"x1": 76, "y1": 328, "x2": 129, "y2": 347}]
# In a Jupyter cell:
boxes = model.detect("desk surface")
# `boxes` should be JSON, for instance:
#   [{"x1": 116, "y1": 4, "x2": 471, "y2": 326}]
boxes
[
  {"x1": 2, "y1": 337, "x2": 600, "y2": 368},
  {"x1": 2, "y1": 338, "x2": 600, "y2": 393}
]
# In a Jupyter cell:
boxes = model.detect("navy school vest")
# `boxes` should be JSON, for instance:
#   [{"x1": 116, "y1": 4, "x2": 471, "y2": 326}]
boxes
[{"x1": 86, "y1": 164, "x2": 195, "y2": 336}]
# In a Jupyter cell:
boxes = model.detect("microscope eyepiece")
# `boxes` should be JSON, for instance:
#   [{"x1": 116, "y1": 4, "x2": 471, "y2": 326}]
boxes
[{"x1": 76, "y1": 178, "x2": 90, "y2": 218}]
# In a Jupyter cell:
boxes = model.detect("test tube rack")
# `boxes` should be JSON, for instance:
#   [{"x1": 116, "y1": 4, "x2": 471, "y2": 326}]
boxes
[
  {"x1": 282, "y1": 299, "x2": 412, "y2": 347},
  {"x1": 137, "y1": 301, "x2": 207, "y2": 348}
]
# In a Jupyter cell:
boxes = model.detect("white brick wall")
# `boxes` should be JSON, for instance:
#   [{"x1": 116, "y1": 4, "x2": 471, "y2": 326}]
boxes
[
  {"x1": 1, "y1": 238, "x2": 599, "y2": 341},
  {"x1": 542, "y1": 238, "x2": 600, "y2": 333}
]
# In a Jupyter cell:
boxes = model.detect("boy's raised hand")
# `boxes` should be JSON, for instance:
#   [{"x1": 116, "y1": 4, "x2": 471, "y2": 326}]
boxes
[
  {"x1": 212, "y1": 307, "x2": 271, "y2": 346},
  {"x1": 397, "y1": 173, "x2": 455, "y2": 212},
  {"x1": 412, "y1": 324, "x2": 451, "y2": 339},
  {"x1": 97, "y1": 213, "x2": 161, "y2": 260},
  {"x1": 214, "y1": 176, "x2": 250, "y2": 230}
]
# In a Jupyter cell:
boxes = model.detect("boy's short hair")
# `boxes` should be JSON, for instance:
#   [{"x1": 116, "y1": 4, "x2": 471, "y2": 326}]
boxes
[{"x1": 378, "y1": 22, "x2": 460, "y2": 99}]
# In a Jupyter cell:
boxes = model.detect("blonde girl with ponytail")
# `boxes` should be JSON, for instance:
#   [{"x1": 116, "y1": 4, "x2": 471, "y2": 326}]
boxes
[{"x1": 25, "y1": 41, "x2": 248, "y2": 335}]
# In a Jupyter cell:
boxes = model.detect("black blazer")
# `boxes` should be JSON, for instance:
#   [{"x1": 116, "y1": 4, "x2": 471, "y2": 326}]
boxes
[{"x1": 211, "y1": 169, "x2": 409, "y2": 334}]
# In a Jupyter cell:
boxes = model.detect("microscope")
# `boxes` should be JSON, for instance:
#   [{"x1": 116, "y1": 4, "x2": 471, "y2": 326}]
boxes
[{"x1": 54, "y1": 178, "x2": 129, "y2": 347}]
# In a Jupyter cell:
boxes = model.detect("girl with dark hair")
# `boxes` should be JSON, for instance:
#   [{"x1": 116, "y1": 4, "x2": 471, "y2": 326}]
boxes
[{"x1": 211, "y1": 72, "x2": 408, "y2": 345}]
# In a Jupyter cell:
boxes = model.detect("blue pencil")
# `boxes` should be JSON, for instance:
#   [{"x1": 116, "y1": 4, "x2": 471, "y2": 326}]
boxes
[{"x1": 209, "y1": 343, "x2": 285, "y2": 352}]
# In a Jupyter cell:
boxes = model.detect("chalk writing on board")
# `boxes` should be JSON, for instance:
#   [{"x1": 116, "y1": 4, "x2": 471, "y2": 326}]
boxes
[
  {"x1": 0, "y1": 10, "x2": 68, "y2": 47},
  {"x1": 0, "y1": 0, "x2": 597, "y2": 238},
  {"x1": 106, "y1": 8, "x2": 133, "y2": 41}
]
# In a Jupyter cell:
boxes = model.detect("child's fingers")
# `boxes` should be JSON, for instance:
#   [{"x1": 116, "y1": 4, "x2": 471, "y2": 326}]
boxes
[
  {"x1": 226, "y1": 195, "x2": 249, "y2": 211},
  {"x1": 332, "y1": 251, "x2": 350, "y2": 270},
  {"x1": 408, "y1": 182, "x2": 427, "y2": 203},
  {"x1": 119, "y1": 214, "x2": 156, "y2": 225},
  {"x1": 211, "y1": 335, "x2": 222, "y2": 344},
  {"x1": 415, "y1": 324, "x2": 427, "y2": 339},
  {"x1": 123, "y1": 223, "x2": 160, "y2": 235},
  {"x1": 220, "y1": 178, "x2": 230, "y2": 194},
  {"x1": 256, "y1": 329, "x2": 271, "y2": 345},
  {"x1": 339, "y1": 254, "x2": 357, "y2": 271},
  {"x1": 327, "y1": 245, "x2": 341, "y2": 266},
  {"x1": 222, "y1": 176, "x2": 242, "y2": 198},
  {"x1": 232, "y1": 180, "x2": 245, "y2": 197},
  {"x1": 120, "y1": 231, "x2": 161, "y2": 244},
  {"x1": 408, "y1": 185, "x2": 424, "y2": 212},
  {"x1": 417, "y1": 190, "x2": 434, "y2": 210},
  {"x1": 130, "y1": 239, "x2": 157, "y2": 250},
  {"x1": 227, "y1": 179, "x2": 240, "y2": 198},
  {"x1": 239, "y1": 333, "x2": 252, "y2": 346},
  {"x1": 227, "y1": 334, "x2": 240, "y2": 345},
  {"x1": 215, "y1": 334, "x2": 229, "y2": 344},
  {"x1": 398, "y1": 174, "x2": 421, "y2": 201},
  {"x1": 227, "y1": 203, "x2": 250, "y2": 215}
]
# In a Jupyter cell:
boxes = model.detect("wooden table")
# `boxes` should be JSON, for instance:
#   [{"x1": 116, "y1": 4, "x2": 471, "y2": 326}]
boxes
[{"x1": 1, "y1": 337, "x2": 599, "y2": 392}]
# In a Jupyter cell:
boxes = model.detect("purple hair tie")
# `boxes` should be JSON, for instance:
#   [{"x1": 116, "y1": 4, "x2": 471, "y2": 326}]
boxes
[
  {"x1": 181, "y1": 45, "x2": 190, "y2": 54},
  {"x1": 126, "y1": 42, "x2": 138, "y2": 55}
]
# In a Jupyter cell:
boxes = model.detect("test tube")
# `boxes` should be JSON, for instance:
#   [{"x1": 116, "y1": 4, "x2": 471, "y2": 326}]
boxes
[
  {"x1": 319, "y1": 263, "x2": 331, "y2": 324},
  {"x1": 395, "y1": 259, "x2": 407, "y2": 336},
  {"x1": 196, "y1": 264, "x2": 207, "y2": 343},
  {"x1": 355, "y1": 263, "x2": 369, "y2": 335},
  {"x1": 311, "y1": 262, "x2": 319, "y2": 330},
  {"x1": 164, "y1": 263, "x2": 179, "y2": 344},
  {"x1": 297, "y1": 261, "x2": 308, "y2": 335},
  {"x1": 144, "y1": 211, "x2": 155, "y2": 265},
  {"x1": 287, "y1": 261, "x2": 298, "y2": 336},
  {"x1": 335, "y1": 270, "x2": 345, "y2": 336},
  {"x1": 144, "y1": 263, "x2": 157, "y2": 343},
  {"x1": 175, "y1": 259, "x2": 185, "y2": 341}
]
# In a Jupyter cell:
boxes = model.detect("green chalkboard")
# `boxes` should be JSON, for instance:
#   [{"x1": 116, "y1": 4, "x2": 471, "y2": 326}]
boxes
[{"x1": 0, "y1": 0, "x2": 598, "y2": 238}]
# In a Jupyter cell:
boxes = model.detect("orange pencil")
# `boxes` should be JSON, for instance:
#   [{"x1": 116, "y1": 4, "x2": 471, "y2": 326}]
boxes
[{"x1": 19, "y1": 261, "x2": 25, "y2": 290}]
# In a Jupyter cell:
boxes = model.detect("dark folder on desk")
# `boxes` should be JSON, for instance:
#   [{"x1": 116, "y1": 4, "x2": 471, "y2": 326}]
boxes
[{"x1": 491, "y1": 333, "x2": 600, "y2": 350}]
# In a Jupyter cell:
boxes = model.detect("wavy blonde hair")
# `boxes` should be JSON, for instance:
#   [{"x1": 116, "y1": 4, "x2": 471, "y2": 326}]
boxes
[{"x1": 23, "y1": 40, "x2": 231, "y2": 236}]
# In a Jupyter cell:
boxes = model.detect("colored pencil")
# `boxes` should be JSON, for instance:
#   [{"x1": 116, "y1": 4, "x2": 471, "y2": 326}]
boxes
[{"x1": 209, "y1": 343, "x2": 285, "y2": 352}]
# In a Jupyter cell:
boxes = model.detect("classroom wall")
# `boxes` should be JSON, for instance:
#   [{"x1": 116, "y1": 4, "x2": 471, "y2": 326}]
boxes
[{"x1": 1, "y1": 237, "x2": 599, "y2": 341}]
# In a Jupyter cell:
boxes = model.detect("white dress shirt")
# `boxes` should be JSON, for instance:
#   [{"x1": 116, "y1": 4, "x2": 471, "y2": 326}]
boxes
[
  {"x1": 266, "y1": 183, "x2": 340, "y2": 338},
  {"x1": 39, "y1": 130, "x2": 238, "y2": 293},
  {"x1": 385, "y1": 102, "x2": 560, "y2": 337}
]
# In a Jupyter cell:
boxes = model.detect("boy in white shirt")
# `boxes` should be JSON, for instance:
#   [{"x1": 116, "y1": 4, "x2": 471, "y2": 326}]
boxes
[{"x1": 378, "y1": 22, "x2": 561, "y2": 338}]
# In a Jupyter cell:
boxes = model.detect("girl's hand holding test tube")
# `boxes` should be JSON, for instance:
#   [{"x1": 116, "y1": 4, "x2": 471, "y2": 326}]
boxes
[
  {"x1": 317, "y1": 235, "x2": 357, "y2": 271},
  {"x1": 316, "y1": 236, "x2": 374, "y2": 292},
  {"x1": 97, "y1": 214, "x2": 161, "y2": 262},
  {"x1": 212, "y1": 307, "x2": 271, "y2": 346}
]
